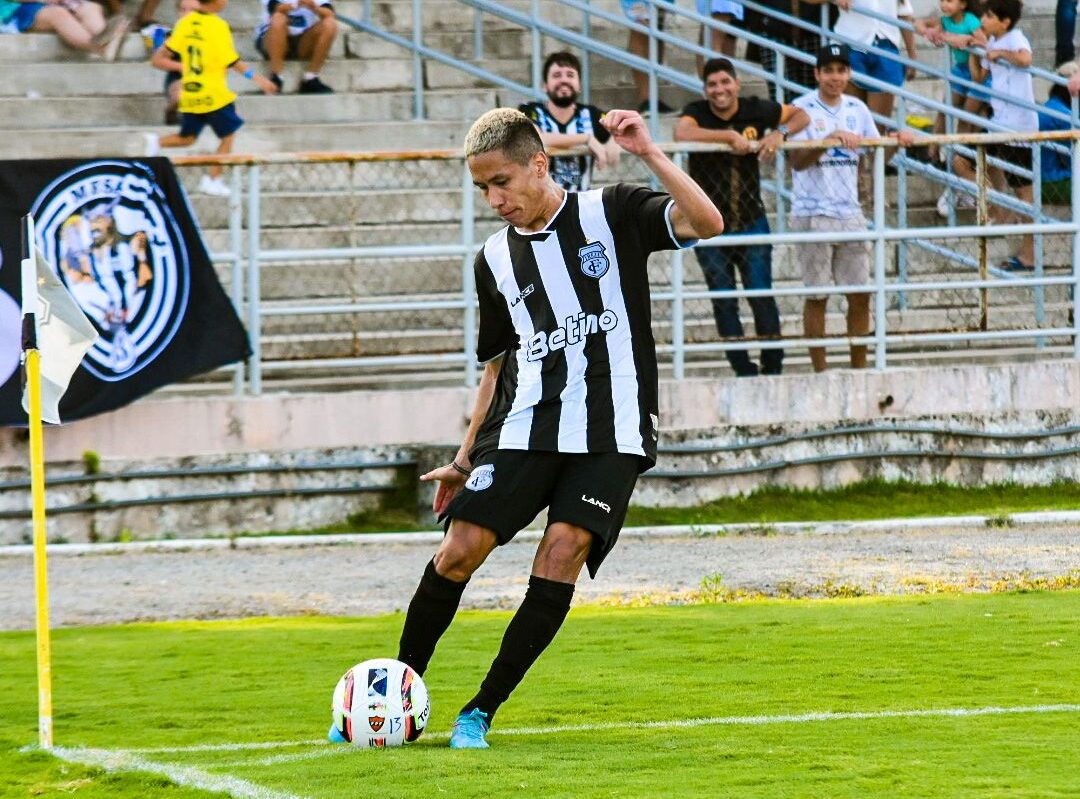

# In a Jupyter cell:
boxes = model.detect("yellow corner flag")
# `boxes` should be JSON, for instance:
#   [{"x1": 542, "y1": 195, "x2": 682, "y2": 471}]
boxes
[{"x1": 20, "y1": 213, "x2": 98, "y2": 750}]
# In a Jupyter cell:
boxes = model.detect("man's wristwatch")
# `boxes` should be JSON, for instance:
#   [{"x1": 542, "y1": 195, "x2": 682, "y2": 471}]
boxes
[{"x1": 777, "y1": 125, "x2": 790, "y2": 140}]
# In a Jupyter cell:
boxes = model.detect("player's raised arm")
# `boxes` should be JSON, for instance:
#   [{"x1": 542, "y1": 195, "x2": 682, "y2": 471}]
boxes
[{"x1": 601, "y1": 109, "x2": 724, "y2": 241}]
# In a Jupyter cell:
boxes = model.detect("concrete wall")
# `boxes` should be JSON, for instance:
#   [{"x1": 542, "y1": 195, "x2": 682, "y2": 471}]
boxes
[{"x1": 1, "y1": 360, "x2": 1077, "y2": 466}]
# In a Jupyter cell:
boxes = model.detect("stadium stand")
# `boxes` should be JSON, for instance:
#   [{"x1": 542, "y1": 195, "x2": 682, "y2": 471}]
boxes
[{"x1": 0, "y1": 0, "x2": 1073, "y2": 391}]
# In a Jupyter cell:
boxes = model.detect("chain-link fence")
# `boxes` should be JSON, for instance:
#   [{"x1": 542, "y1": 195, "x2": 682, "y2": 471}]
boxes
[{"x1": 171, "y1": 130, "x2": 1080, "y2": 394}]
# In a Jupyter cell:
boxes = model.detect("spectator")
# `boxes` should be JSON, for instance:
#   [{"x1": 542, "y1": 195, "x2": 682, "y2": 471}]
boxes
[
  {"x1": 804, "y1": 0, "x2": 918, "y2": 123},
  {"x1": 750, "y1": 0, "x2": 820, "y2": 101},
  {"x1": 625, "y1": 1, "x2": 744, "y2": 113},
  {"x1": 952, "y1": 0, "x2": 1036, "y2": 270},
  {"x1": 519, "y1": 52, "x2": 620, "y2": 192},
  {"x1": 255, "y1": 0, "x2": 337, "y2": 94},
  {"x1": 675, "y1": 57, "x2": 810, "y2": 377},
  {"x1": 133, "y1": 0, "x2": 158, "y2": 26},
  {"x1": 1057, "y1": 0, "x2": 1076, "y2": 67},
  {"x1": 0, "y1": 0, "x2": 128, "y2": 61},
  {"x1": 789, "y1": 43, "x2": 913, "y2": 371},
  {"x1": 623, "y1": 0, "x2": 675, "y2": 113},
  {"x1": 915, "y1": 0, "x2": 986, "y2": 137},
  {"x1": 699, "y1": 0, "x2": 742, "y2": 62},
  {"x1": 145, "y1": 0, "x2": 277, "y2": 196},
  {"x1": 1039, "y1": 62, "x2": 1074, "y2": 205}
]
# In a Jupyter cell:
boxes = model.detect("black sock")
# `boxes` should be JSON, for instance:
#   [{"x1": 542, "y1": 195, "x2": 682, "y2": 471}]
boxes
[
  {"x1": 396, "y1": 559, "x2": 468, "y2": 676},
  {"x1": 461, "y1": 575, "x2": 575, "y2": 722}
]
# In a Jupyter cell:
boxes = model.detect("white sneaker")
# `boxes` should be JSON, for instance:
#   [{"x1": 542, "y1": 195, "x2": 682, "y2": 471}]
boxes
[
  {"x1": 198, "y1": 175, "x2": 231, "y2": 197},
  {"x1": 936, "y1": 192, "x2": 950, "y2": 218},
  {"x1": 142, "y1": 132, "x2": 160, "y2": 156}
]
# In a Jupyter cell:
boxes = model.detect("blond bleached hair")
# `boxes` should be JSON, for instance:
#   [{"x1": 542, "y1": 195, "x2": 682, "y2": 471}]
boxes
[{"x1": 464, "y1": 108, "x2": 544, "y2": 165}]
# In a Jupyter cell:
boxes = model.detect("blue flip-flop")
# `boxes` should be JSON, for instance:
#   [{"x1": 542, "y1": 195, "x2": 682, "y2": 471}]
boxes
[{"x1": 1002, "y1": 257, "x2": 1035, "y2": 272}]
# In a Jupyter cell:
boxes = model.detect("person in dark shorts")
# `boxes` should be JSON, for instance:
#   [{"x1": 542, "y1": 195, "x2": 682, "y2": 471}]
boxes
[
  {"x1": 374, "y1": 107, "x2": 723, "y2": 750},
  {"x1": 145, "y1": 0, "x2": 277, "y2": 196}
]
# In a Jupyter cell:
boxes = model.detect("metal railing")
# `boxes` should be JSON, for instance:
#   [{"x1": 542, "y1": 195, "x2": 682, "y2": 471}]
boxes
[{"x1": 170, "y1": 129, "x2": 1080, "y2": 395}]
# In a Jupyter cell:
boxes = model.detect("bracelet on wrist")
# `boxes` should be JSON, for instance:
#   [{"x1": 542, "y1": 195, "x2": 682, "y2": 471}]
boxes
[{"x1": 451, "y1": 461, "x2": 472, "y2": 477}]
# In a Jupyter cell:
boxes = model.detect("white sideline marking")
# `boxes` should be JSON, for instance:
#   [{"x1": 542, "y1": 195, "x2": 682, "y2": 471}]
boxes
[
  {"x1": 51, "y1": 746, "x2": 308, "y2": 799},
  {"x1": 3, "y1": 509, "x2": 1080, "y2": 557},
  {"x1": 124, "y1": 702, "x2": 1080, "y2": 762}
]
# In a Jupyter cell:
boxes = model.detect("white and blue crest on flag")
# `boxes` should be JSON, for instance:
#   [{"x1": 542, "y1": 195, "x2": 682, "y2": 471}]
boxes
[{"x1": 578, "y1": 241, "x2": 609, "y2": 278}]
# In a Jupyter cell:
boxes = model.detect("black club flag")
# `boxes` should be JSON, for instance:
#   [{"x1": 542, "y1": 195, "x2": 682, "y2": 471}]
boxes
[{"x1": 0, "y1": 158, "x2": 250, "y2": 425}]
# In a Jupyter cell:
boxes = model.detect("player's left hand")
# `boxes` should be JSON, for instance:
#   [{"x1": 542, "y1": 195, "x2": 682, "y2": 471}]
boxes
[
  {"x1": 601, "y1": 109, "x2": 658, "y2": 158},
  {"x1": 420, "y1": 463, "x2": 469, "y2": 516}
]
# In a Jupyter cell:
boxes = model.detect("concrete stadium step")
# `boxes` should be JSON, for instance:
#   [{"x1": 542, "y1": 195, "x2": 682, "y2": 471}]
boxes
[
  {"x1": 0, "y1": 89, "x2": 498, "y2": 128},
  {"x1": 0, "y1": 121, "x2": 467, "y2": 158}
]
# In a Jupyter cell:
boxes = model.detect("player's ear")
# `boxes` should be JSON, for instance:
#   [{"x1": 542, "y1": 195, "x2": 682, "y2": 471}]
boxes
[{"x1": 533, "y1": 150, "x2": 548, "y2": 179}]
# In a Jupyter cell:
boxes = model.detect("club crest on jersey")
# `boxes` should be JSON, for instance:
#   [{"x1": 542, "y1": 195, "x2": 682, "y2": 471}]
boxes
[
  {"x1": 466, "y1": 464, "x2": 494, "y2": 491},
  {"x1": 31, "y1": 160, "x2": 190, "y2": 382},
  {"x1": 578, "y1": 241, "x2": 610, "y2": 279}
]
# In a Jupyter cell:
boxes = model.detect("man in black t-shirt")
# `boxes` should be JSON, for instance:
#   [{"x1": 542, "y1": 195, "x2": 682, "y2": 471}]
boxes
[
  {"x1": 519, "y1": 51, "x2": 620, "y2": 192},
  {"x1": 675, "y1": 57, "x2": 809, "y2": 378}
]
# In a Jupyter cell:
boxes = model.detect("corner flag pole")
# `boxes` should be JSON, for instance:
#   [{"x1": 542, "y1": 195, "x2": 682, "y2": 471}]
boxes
[{"x1": 21, "y1": 213, "x2": 53, "y2": 750}]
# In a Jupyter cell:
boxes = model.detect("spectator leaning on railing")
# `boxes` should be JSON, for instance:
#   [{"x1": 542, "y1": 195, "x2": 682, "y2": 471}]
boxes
[
  {"x1": 950, "y1": 0, "x2": 1036, "y2": 271},
  {"x1": 675, "y1": 57, "x2": 810, "y2": 378},
  {"x1": 518, "y1": 51, "x2": 621, "y2": 193},
  {"x1": 0, "y1": 0, "x2": 128, "y2": 60},
  {"x1": 788, "y1": 43, "x2": 914, "y2": 373}
]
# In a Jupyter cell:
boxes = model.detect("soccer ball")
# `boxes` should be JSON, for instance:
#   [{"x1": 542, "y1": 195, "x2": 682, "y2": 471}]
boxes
[{"x1": 330, "y1": 658, "x2": 429, "y2": 748}]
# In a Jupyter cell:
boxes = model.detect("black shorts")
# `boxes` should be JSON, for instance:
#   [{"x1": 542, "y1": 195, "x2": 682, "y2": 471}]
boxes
[
  {"x1": 988, "y1": 143, "x2": 1033, "y2": 189},
  {"x1": 255, "y1": 31, "x2": 302, "y2": 60},
  {"x1": 443, "y1": 450, "x2": 642, "y2": 578}
]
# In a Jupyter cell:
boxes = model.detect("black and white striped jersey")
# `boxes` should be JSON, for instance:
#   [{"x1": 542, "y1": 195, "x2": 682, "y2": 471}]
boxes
[{"x1": 470, "y1": 183, "x2": 694, "y2": 469}]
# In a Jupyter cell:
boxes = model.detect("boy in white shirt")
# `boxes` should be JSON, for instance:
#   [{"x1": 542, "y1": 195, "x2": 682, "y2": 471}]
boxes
[
  {"x1": 953, "y1": 0, "x2": 1037, "y2": 270},
  {"x1": 789, "y1": 43, "x2": 914, "y2": 371}
]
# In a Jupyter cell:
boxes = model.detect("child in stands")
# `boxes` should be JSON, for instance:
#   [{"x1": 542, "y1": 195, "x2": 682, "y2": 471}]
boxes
[{"x1": 144, "y1": 0, "x2": 277, "y2": 196}]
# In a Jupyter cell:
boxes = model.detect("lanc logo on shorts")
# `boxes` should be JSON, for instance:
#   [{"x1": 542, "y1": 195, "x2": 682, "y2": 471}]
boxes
[
  {"x1": 466, "y1": 464, "x2": 494, "y2": 491},
  {"x1": 582, "y1": 494, "x2": 611, "y2": 514},
  {"x1": 32, "y1": 161, "x2": 191, "y2": 381},
  {"x1": 578, "y1": 241, "x2": 610, "y2": 278}
]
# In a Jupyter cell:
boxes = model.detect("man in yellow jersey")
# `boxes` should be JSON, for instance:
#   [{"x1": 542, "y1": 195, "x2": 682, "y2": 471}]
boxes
[{"x1": 146, "y1": 0, "x2": 277, "y2": 196}]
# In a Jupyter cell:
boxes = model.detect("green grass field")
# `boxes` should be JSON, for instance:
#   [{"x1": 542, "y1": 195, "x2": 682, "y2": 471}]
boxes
[{"x1": 2, "y1": 592, "x2": 1079, "y2": 798}]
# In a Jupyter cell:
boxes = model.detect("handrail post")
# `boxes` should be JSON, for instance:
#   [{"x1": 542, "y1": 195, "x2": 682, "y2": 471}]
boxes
[
  {"x1": 647, "y1": 1, "x2": 660, "y2": 141},
  {"x1": 246, "y1": 164, "x2": 262, "y2": 396},
  {"x1": 774, "y1": 50, "x2": 787, "y2": 234},
  {"x1": 581, "y1": 0, "x2": 591, "y2": 102},
  {"x1": 976, "y1": 143, "x2": 988, "y2": 331},
  {"x1": 461, "y1": 160, "x2": 477, "y2": 389},
  {"x1": 1033, "y1": 141, "x2": 1045, "y2": 348},
  {"x1": 531, "y1": 0, "x2": 542, "y2": 94},
  {"x1": 412, "y1": 0, "x2": 424, "y2": 120},
  {"x1": 672, "y1": 151, "x2": 686, "y2": 380},
  {"x1": 473, "y1": 6, "x2": 484, "y2": 60},
  {"x1": 873, "y1": 145, "x2": 887, "y2": 369},
  {"x1": 895, "y1": 94, "x2": 908, "y2": 310},
  {"x1": 1072, "y1": 136, "x2": 1080, "y2": 359},
  {"x1": 229, "y1": 165, "x2": 245, "y2": 396}
]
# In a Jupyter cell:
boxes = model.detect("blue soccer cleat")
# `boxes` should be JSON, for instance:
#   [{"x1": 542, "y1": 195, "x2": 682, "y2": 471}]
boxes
[
  {"x1": 448, "y1": 708, "x2": 490, "y2": 749},
  {"x1": 327, "y1": 723, "x2": 348, "y2": 744}
]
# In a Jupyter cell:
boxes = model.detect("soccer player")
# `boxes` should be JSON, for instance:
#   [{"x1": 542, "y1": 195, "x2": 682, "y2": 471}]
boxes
[
  {"x1": 384, "y1": 107, "x2": 722, "y2": 749},
  {"x1": 145, "y1": 0, "x2": 277, "y2": 197}
]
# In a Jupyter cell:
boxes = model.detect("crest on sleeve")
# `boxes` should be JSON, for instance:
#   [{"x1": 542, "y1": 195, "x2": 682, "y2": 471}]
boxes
[{"x1": 578, "y1": 241, "x2": 610, "y2": 279}]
